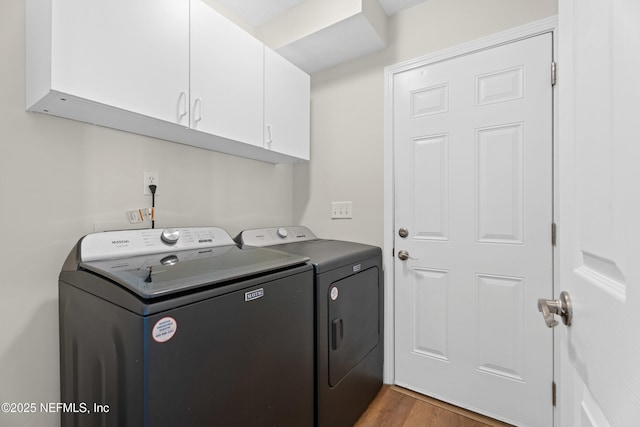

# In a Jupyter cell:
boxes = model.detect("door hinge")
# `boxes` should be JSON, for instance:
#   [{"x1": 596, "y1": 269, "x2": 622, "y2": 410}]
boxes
[
  {"x1": 552, "y1": 222, "x2": 557, "y2": 246},
  {"x1": 392, "y1": 248, "x2": 395, "y2": 257},
  {"x1": 552, "y1": 381, "x2": 557, "y2": 406},
  {"x1": 551, "y1": 62, "x2": 557, "y2": 86}
]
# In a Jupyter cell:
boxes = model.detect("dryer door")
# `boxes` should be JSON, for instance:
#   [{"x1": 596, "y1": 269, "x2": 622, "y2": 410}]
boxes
[{"x1": 328, "y1": 266, "x2": 380, "y2": 386}]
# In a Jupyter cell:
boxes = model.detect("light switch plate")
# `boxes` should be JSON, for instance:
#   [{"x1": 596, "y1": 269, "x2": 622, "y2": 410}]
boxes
[{"x1": 331, "y1": 201, "x2": 352, "y2": 219}]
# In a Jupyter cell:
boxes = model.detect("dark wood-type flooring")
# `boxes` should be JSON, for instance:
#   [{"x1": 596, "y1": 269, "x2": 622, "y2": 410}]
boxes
[{"x1": 355, "y1": 386, "x2": 514, "y2": 427}]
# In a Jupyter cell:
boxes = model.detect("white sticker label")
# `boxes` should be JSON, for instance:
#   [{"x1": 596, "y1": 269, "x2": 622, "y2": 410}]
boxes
[{"x1": 152, "y1": 317, "x2": 177, "y2": 343}]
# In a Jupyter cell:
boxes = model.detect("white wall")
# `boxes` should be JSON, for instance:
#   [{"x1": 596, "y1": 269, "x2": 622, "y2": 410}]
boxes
[
  {"x1": 0, "y1": 1, "x2": 292, "y2": 426},
  {"x1": 293, "y1": 0, "x2": 558, "y2": 248}
]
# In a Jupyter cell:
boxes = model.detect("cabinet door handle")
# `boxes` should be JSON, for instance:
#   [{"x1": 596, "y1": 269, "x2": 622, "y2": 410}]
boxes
[
  {"x1": 193, "y1": 98, "x2": 202, "y2": 126},
  {"x1": 177, "y1": 91, "x2": 188, "y2": 122},
  {"x1": 266, "y1": 124, "x2": 273, "y2": 147}
]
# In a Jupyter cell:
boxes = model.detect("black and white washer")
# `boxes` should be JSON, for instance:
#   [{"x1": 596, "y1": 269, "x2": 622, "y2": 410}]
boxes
[
  {"x1": 59, "y1": 227, "x2": 315, "y2": 427},
  {"x1": 235, "y1": 226, "x2": 384, "y2": 427}
]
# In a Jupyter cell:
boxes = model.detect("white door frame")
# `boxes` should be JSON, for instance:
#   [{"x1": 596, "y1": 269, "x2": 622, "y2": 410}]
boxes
[{"x1": 383, "y1": 13, "x2": 558, "y2": 417}]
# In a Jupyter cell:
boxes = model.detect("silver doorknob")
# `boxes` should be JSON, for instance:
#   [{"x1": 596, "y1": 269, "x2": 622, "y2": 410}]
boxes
[
  {"x1": 398, "y1": 250, "x2": 410, "y2": 261},
  {"x1": 537, "y1": 291, "x2": 572, "y2": 328},
  {"x1": 398, "y1": 227, "x2": 409, "y2": 238}
]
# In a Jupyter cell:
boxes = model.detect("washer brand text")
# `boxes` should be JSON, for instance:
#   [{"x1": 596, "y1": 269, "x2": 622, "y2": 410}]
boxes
[{"x1": 245, "y1": 288, "x2": 264, "y2": 302}]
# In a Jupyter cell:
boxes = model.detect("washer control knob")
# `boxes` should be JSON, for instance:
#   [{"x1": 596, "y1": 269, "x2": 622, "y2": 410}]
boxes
[
  {"x1": 277, "y1": 227, "x2": 288, "y2": 239},
  {"x1": 161, "y1": 228, "x2": 180, "y2": 245}
]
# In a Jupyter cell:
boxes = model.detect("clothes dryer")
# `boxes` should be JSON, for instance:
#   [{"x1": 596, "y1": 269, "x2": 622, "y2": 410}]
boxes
[{"x1": 236, "y1": 226, "x2": 383, "y2": 427}]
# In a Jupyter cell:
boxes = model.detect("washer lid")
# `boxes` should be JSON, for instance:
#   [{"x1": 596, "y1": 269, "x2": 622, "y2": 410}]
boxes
[{"x1": 80, "y1": 246, "x2": 309, "y2": 299}]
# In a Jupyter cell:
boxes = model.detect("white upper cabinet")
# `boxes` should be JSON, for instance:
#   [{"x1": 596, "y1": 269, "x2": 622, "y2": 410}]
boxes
[
  {"x1": 26, "y1": 0, "x2": 310, "y2": 163},
  {"x1": 27, "y1": 0, "x2": 190, "y2": 125},
  {"x1": 264, "y1": 47, "x2": 311, "y2": 161},
  {"x1": 190, "y1": 0, "x2": 264, "y2": 147}
]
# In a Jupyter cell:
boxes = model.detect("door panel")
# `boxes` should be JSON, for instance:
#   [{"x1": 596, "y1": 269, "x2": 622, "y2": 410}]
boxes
[
  {"x1": 328, "y1": 267, "x2": 379, "y2": 386},
  {"x1": 394, "y1": 34, "x2": 553, "y2": 426},
  {"x1": 476, "y1": 274, "x2": 525, "y2": 381},
  {"x1": 476, "y1": 123, "x2": 524, "y2": 244},
  {"x1": 558, "y1": 0, "x2": 640, "y2": 425},
  {"x1": 412, "y1": 268, "x2": 449, "y2": 360},
  {"x1": 410, "y1": 135, "x2": 449, "y2": 240}
]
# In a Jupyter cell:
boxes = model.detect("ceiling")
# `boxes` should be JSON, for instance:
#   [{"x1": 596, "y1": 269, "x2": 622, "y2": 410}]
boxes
[
  {"x1": 214, "y1": 0, "x2": 428, "y2": 73},
  {"x1": 216, "y1": 0, "x2": 426, "y2": 27}
]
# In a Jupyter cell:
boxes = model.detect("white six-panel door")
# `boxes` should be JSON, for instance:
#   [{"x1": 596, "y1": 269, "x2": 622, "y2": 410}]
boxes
[
  {"x1": 393, "y1": 34, "x2": 554, "y2": 426},
  {"x1": 557, "y1": 0, "x2": 640, "y2": 425}
]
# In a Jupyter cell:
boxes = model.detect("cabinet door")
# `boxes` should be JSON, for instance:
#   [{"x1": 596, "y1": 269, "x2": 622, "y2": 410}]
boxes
[
  {"x1": 264, "y1": 48, "x2": 311, "y2": 160},
  {"x1": 190, "y1": 0, "x2": 264, "y2": 147},
  {"x1": 51, "y1": 0, "x2": 190, "y2": 125}
]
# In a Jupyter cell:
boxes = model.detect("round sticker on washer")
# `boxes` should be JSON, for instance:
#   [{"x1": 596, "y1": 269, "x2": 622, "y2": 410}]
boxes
[
  {"x1": 152, "y1": 317, "x2": 177, "y2": 343},
  {"x1": 330, "y1": 287, "x2": 339, "y2": 301}
]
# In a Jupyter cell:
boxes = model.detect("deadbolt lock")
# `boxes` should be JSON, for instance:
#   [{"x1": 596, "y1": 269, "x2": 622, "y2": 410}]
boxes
[{"x1": 398, "y1": 227, "x2": 409, "y2": 238}]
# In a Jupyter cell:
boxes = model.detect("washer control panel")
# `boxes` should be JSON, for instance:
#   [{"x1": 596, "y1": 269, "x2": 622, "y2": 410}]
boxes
[
  {"x1": 79, "y1": 227, "x2": 235, "y2": 261},
  {"x1": 237, "y1": 226, "x2": 318, "y2": 247}
]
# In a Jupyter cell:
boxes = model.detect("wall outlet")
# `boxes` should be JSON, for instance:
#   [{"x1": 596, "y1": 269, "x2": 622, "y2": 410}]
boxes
[
  {"x1": 143, "y1": 172, "x2": 159, "y2": 195},
  {"x1": 331, "y1": 201, "x2": 352, "y2": 219}
]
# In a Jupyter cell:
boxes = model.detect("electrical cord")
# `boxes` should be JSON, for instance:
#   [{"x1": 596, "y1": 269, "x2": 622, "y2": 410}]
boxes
[{"x1": 149, "y1": 184, "x2": 157, "y2": 229}]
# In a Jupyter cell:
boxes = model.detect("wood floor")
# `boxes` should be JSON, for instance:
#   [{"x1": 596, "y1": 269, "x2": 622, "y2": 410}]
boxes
[{"x1": 355, "y1": 386, "x2": 513, "y2": 427}]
